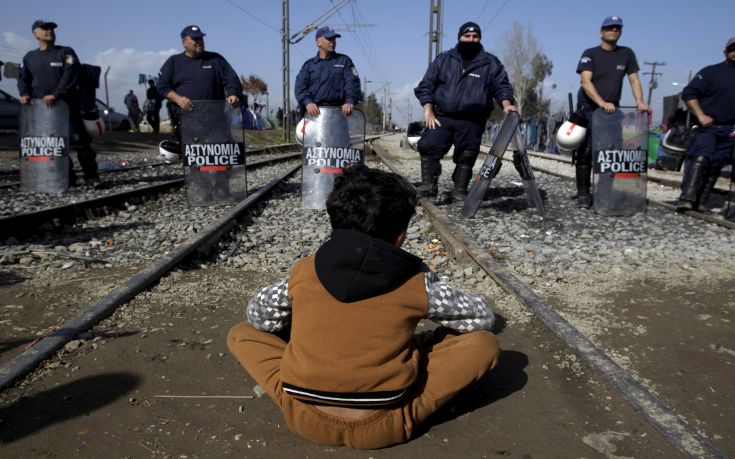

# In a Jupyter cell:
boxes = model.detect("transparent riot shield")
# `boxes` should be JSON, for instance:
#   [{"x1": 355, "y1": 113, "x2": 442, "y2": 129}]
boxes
[
  {"x1": 511, "y1": 129, "x2": 545, "y2": 216},
  {"x1": 592, "y1": 108, "x2": 648, "y2": 216},
  {"x1": 19, "y1": 100, "x2": 70, "y2": 192},
  {"x1": 301, "y1": 107, "x2": 365, "y2": 209},
  {"x1": 180, "y1": 101, "x2": 247, "y2": 207}
]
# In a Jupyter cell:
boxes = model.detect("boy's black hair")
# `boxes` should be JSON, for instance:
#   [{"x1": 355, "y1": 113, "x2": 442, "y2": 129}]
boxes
[{"x1": 326, "y1": 165, "x2": 417, "y2": 243}]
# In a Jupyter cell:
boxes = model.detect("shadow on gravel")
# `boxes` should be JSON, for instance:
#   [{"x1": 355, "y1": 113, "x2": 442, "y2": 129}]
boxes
[
  {"x1": 0, "y1": 338, "x2": 34, "y2": 355},
  {"x1": 0, "y1": 271, "x2": 26, "y2": 286},
  {"x1": 0, "y1": 372, "x2": 139, "y2": 443},
  {"x1": 415, "y1": 349, "x2": 528, "y2": 437}
]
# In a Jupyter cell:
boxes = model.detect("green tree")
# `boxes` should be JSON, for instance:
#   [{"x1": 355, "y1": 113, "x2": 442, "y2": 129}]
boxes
[{"x1": 357, "y1": 93, "x2": 383, "y2": 132}]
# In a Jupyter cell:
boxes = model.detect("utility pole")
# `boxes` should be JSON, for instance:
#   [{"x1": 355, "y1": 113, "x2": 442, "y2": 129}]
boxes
[
  {"x1": 643, "y1": 60, "x2": 665, "y2": 107},
  {"x1": 428, "y1": 0, "x2": 442, "y2": 66},
  {"x1": 282, "y1": 0, "x2": 290, "y2": 142}
]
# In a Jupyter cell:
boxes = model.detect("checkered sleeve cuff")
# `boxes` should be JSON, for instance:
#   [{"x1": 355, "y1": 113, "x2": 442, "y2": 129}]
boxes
[
  {"x1": 424, "y1": 270, "x2": 495, "y2": 332},
  {"x1": 246, "y1": 278, "x2": 292, "y2": 332}
]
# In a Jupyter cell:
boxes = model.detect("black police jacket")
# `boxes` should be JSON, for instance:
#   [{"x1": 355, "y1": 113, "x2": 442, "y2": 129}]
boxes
[
  {"x1": 18, "y1": 45, "x2": 80, "y2": 102},
  {"x1": 294, "y1": 52, "x2": 362, "y2": 107},
  {"x1": 414, "y1": 46, "x2": 513, "y2": 119}
]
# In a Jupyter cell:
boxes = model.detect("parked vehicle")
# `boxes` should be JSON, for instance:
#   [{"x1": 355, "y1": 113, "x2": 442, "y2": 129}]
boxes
[
  {"x1": 96, "y1": 99, "x2": 132, "y2": 131},
  {"x1": 0, "y1": 89, "x2": 20, "y2": 130}
]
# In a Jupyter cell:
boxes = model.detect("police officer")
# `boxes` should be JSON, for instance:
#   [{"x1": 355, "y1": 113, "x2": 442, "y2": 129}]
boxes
[
  {"x1": 414, "y1": 22, "x2": 515, "y2": 200},
  {"x1": 18, "y1": 19, "x2": 100, "y2": 186},
  {"x1": 573, "y1": 15, "x2": 648, "y2": 208},
  {"x1": 676, "y1": 37, "x2": 735, "y2": 213},
  {"x1": 157, "y1": 25, "x2": 241, "y2": 144},
  {"x1": 294, "y1": 27, "x2": 362, "y2": 118}
]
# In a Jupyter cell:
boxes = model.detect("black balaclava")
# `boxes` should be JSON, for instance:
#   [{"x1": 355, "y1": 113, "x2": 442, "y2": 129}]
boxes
[{"x1": 457, "y1": 21, "x2": 482, "y2": 64}]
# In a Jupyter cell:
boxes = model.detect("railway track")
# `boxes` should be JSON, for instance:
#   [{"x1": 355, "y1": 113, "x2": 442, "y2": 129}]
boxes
[
  {"x1": 481, "y1": 144, "x2": 735, "y2": 230},
  {"x1": 0, "y1": 149, "x2": 301, "y2": 238},
  {"x1": 0, "y1": 135, "x2": 732, "y2": 457}
]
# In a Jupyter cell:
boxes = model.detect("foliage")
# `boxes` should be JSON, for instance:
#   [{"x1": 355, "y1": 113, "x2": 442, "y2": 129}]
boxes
[
  {"x1": 240, "y1": 74, "x2": 268, "y2": 102},
  {"x1": 356, "y1": 92, "x2": 384, "y2": 132}
]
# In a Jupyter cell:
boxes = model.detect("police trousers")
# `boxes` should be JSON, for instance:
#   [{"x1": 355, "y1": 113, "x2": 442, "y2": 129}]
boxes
[{"x1": 227, "y1": 322, "x2": 499, "y2": 449}]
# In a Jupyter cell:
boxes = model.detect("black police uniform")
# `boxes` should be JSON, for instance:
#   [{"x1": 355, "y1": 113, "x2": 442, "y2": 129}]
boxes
[
  {"x1": 294, "y1": 52, "x2": 361, "y2": 109},
  {"x1": 573, "y1": 45, "x2": 640, "y2": 204},
  {"x1": 18, "y1": 45, "x2": 99, "y2": 183},
  {"x1": 677, "y1": 61, "x2": 735, "y2": 210},
  {"x1": 157, "y1": 51, "x2": 241, "y2": 139},
  {"x1": 414, "y1": 45, "x2": 513, "y2": 197}
]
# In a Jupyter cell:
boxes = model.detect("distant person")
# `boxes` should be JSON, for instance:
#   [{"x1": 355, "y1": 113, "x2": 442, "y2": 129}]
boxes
[
  {"x1": 123, "y1": 89, "x2": 141, "y2": 131},
  {"x1": 228, "y1": 165, "x2": 499, "y2": 449},
  {"x1": 414, "y1": 21, "x2": 516, "y2": 200},
  {"x1": 675, "y1": 37, "x2": 735, "y2": 214},
  {"x1": 18, "y1": 19, "x2": 101, "y2": 186},
  {"x1": 144, "y1": 79, "x2": 163, "y2": 134},
  {"x1": 157, "y1": 25, "x2": 241, "y2": 145},
  {"x1": 571, "y1": 15, "x2": 648, "y2": 208},
  {"x1": 294, "y1": 26, "x2": 361, "y2": 117}
]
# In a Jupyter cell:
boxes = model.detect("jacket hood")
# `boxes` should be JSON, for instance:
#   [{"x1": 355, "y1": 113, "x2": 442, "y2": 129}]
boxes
[{"x1": 314, "y1": 229, "x2": 423, "y2": 303}]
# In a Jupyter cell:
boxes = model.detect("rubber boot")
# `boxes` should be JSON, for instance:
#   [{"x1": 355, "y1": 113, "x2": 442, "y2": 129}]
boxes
[
  {"x1": 575, "y1": 164, "x2": 593, "y2": 208},
  {"x1": 677, "y1": 156, "x2": 710, "y2": 212},
  {"x1": 416, "y1": 156, "x2": 438, "y2": 198},
  {"x1": 451, "y1": 163, "x2": 474, "y2": 201},
  {"x1": 697, "y1": 168, "x2": 722, "y2": 210}
]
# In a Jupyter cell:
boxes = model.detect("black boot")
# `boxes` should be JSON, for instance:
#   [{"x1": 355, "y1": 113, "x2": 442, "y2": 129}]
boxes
[
  {"x1": 417, "y1": 156, "x2": 438, "y2": 198},
  {"x1": 575, "y1": 164, "x2": 592, "y2": 208},
  {"x1": 697, "y1": 168, "x2": 721, "y2": 210},
  {"x1": 677, "y1": 156, "x2": 710, "y2": 212},
  {"x1": 451, "y1": 163, "x2": 474, "y2": 200}
]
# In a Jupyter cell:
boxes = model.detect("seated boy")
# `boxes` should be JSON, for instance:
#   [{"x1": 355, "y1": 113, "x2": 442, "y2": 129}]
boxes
[{"x1": 227, "y1": 165, "x2": 500, "y2": 449}]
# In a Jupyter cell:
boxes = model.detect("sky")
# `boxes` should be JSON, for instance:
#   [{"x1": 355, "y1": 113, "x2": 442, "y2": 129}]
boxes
[{"x1": 1, "y1": 0, "x2": 732, "y2": 125}]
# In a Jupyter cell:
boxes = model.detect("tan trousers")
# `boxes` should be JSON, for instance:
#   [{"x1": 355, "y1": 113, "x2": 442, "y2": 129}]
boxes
[{"x1": 227, "y1": 322, "x2": 500, "y2": 449}]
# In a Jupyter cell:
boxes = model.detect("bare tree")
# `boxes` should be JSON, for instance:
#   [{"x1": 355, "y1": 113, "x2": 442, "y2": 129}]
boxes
[
  {"x1": 496, "y1": 21, "x2": 552, "y2": 117},
  {"x1": 240, "y1": 74, "x2": 268, "y2": 103}
]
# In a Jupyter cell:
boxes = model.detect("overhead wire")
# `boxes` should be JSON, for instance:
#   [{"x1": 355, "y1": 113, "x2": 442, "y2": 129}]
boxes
[
  {"x1": 476, "y1": 0, "x2": 494, "y2": 20},
  {"x1": 483, "y1": 0, "x2": 509, "y2": 30},
  {"x1": 223, "y1": 0, "x2": 280, "y2": 34}
]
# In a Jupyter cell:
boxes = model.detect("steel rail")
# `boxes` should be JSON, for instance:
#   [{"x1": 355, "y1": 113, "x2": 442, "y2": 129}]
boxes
[
  {"x1": 373, "y1": 142, "x2": 727, "y2": 459},
  {"x1": 0, "y1": 151, "x2": 301, "y2": 238},
  {"x1": 0, "y1": 163, "x2": 301, "y2": 391},
  {"x1": 0, "y1": 144, "x2": 300, "y2": 190}
]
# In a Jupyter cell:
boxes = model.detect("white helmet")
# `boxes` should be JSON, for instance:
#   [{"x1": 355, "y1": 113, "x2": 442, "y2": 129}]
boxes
[
  {"x1": 83, "y1": 117, "x2": 105, "y2": 138},
  {"x1": 159, "y1": 140, "x2": 182, "y2": 163},
  {"x1": 555, "y1": 113, "x2": 588, "y2": 152},
  {"x1": 295, "y1": 118, "x2": 316, "y2": 145}
]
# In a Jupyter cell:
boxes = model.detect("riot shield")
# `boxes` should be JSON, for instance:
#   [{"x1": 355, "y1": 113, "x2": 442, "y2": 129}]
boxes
[
  {"x1": 461, "y1": 112, "x2": 519, "y2": 218},
  {"x1": 180, "y1": 101, "x2": 247, "y2": 207},
  {"x1": 592, "y1": 108, "x2": 648, "y2": 216},
  {"x1": 301, "y1": 107, "x2": 365, "y2": 209},
  {"x1": 511, "y1": 130, "x2": 545, "y2": 216},
  {"x1": 19, "y1": 100, "x2": 70, "y2": 192}
]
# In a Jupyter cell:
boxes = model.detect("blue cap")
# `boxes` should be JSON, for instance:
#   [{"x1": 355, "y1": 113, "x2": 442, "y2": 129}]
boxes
[
  {"x1": 601, "y1": 16, "x2": 623, "y2": 28},
  {"x1": 316, "y1": 27, "x2": 341, "y2": 39},
  {"x1": 32, "y1": 19, "x2": 57, "y2": 31},
  {"x1": 181, "y1": 25, "x2": 206, "y2": 38}
]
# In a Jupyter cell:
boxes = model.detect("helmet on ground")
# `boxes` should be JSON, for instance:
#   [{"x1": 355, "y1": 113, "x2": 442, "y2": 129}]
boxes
[
  {"x1": 159, "y1": 140, "x2": 181, "y2": 163},
  {"x1": 295, "y1": 118, "x2": 315, "y2": 145},
  {"x1": 555, "y1": 112, "x2": 588, "y2": 152}
]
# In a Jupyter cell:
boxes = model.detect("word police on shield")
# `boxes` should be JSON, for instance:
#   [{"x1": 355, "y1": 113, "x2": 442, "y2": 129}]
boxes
[
  {"x1": 304, "y1": 146, "x2": 363, "y2": 169},
  {"x1": 20, "y1": 136, "x2": 67, "y2": 159},
  {"x1": 184, "y1": 142, "x2": 245, "y2": 168},
  {"x1": 593, "y1": 149, "x2": 647, "y2": 175}
]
